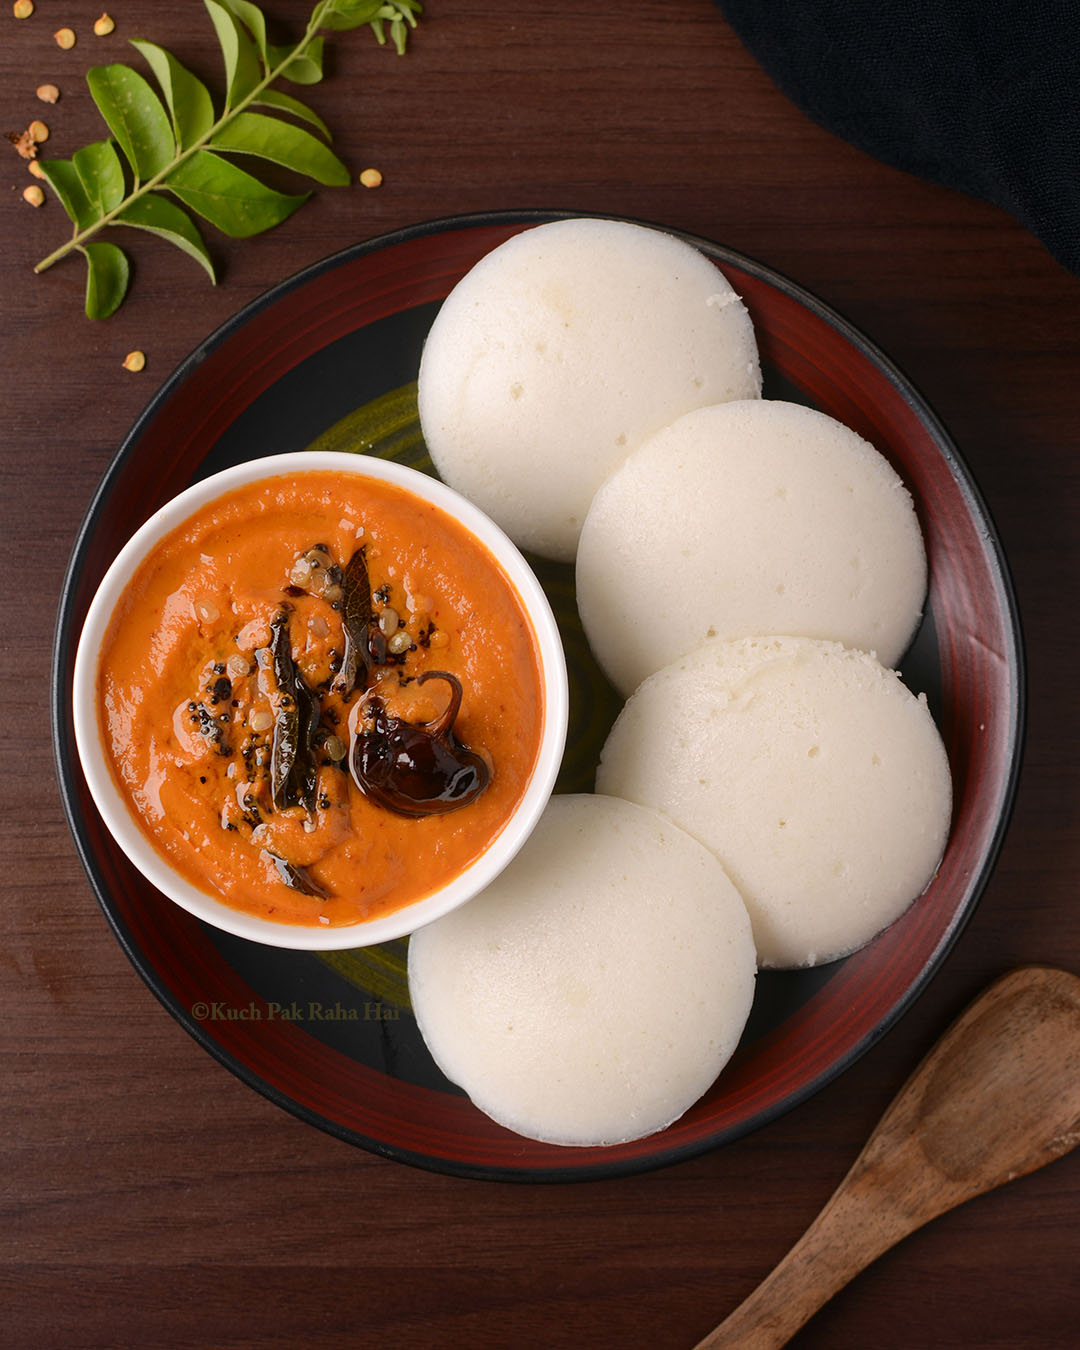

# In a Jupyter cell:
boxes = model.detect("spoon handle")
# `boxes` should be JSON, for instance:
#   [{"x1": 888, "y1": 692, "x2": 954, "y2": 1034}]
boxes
[{"x1": 692, "y1": 1179, "x2": 916, "y2": 1349}]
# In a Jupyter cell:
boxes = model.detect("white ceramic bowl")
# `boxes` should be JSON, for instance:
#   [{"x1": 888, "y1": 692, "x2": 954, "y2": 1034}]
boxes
[{"x1": 72, "y1": 451, "x2": 569, "y2": 950}]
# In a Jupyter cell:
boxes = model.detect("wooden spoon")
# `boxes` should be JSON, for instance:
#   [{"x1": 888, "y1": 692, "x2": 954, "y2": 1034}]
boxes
[{"x1": 695, "y1": 965, "x2": 1080, "y2": 1349}]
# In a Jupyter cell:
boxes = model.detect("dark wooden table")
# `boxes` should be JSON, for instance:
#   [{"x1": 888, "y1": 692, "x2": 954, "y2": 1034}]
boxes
[{"x1": 3, "y1": 3, "x2": 1077, "y2": 1346}]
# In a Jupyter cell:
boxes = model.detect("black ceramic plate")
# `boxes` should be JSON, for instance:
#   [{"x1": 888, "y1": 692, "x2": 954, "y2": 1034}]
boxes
[{"x1": 52, "y1": 210, "x2": 1024, "y2": 1181}]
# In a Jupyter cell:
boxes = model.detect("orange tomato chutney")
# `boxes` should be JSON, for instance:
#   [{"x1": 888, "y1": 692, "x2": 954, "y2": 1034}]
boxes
[{"x1": 97, "y1": 469, "x2": 546, "y2": 927}]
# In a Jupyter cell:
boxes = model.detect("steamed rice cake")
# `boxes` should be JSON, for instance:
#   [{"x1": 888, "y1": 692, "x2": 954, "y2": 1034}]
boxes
[
  {"x1": 596, "y1": 636, "x2": 952, "y2": 969},
  {"x1": 407, "y1": 793, "x2": 756, "y2": 1147},
  {"x1": 417, "y1": 218, "x2": 761, "y2": 562},
  {"x1": 577, "y1": 400, "x2": 927, "y2": 696}
]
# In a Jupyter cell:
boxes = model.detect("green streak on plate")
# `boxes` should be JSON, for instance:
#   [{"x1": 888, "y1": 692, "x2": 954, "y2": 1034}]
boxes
[{"x1": 318, "y1": 941, "x2": 411, "y2": 1010}]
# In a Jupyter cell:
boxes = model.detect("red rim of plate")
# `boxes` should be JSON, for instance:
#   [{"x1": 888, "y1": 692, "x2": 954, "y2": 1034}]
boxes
[{"x1": 51, "y1": 210, "x2": 1025, "y2": 1181}]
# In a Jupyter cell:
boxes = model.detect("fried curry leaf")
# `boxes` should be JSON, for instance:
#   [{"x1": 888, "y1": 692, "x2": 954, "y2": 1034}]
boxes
[
  {"x1": 267, "y1": 852, "x2": 329, "y2": 898},
  {"x1": 334, "y1": 546, "x2": 389, "y2": 696},
  {"x1": 268, "y1": 611, "x2": 321, "y2": 813},
  {"x1": 32, "y1": 0, "x2": 426, "y2": 317}
]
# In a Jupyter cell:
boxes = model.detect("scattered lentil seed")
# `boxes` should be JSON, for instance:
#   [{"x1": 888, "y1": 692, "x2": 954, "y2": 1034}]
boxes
[
  {"x1": 387, "y1": 631, "x2": 412, "y2": 655},
  {"x1": 9, "y1": 129, "x2": 36, "y2": 159},
  {"x1": 28, "y1": 119, "x2": 49, "y2": 143},
  {"x1": 54, "y1": 26, "x2": 76, "y2": 48},
  {"x1": 13, "y1": 0, "x2": 34, "y2": 17},
  {"x1": 359, "y1": 167, "x2": 383, "y2": 188},
  {"x1": 36, "y1": 85, "x2": 60, "y2": 104},
  {"x1": 194, "y1": 597, "x2": 219, "y2": 622},
  {"x1": 122, "y1": 350, "x2": 146, "y2": 372},
  {"x1": 22, "y1": 183, "x2": 45, "y2": 206},
  {"x1": 93, "y1": 12, "x2": 114, "y2": 36},
  {"x1": 28, "y1": 159, "x2": 45, "y2": 179},
  {"x1": 249, "y1": 709, "x2": 274, "y2": 733}
]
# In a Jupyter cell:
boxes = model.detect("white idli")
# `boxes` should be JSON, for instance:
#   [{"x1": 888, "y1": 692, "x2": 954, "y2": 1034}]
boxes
[
  {"x1": 407, "y1": 793, "x2": 756, "y2": 1147},
  {"x1": 577, "y1": 400, "x2": 927, "y2": 696},
  {"x1": 596, "y1": 636, "x2": 952, "y2": 969},
  {"x1": 417, "y1": 218, "x2": 761, "y2": 562}
]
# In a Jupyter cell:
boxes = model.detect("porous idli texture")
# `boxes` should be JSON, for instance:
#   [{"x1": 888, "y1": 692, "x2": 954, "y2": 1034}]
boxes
[
  {"x1": 408, "y1": 793, "x2": 756, "y2": 1147},
  {"x1": 577, "y1": 400, "x2": 927, "y2": 696},
  {"x1": 417, "y1": 218, "x2": 761, "y2": 563},
  {"x1": 596, "y1": 636, "x2": 952, "y2": 969}
]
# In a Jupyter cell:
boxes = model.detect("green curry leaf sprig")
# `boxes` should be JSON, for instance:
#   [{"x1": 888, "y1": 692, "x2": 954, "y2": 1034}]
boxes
[{"x1": 33, "y1": 0, "x2": 423, "y2": 318}]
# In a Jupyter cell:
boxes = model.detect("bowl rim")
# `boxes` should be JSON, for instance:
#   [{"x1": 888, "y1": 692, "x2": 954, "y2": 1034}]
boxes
[
  {"x1": 51, "y1": 208, "x2": 1026, "y2": 1180},
  {"x1": 70, "y1": 448, "x2": 569, "y2": 951}
]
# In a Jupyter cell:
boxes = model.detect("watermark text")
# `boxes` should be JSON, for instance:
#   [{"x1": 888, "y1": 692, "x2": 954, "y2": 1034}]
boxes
[{"x1": 190, "y1": 999, "x2": 398, "y2": 1023}]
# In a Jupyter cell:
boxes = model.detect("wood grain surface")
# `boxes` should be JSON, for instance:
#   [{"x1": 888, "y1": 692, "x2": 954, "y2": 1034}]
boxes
[{"x1": 2, "y1": 3, "x2": 1077, "y2": 1347}]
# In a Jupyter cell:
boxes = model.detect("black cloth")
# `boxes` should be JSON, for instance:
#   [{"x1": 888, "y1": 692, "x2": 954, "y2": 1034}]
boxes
[{"x1": 716, "y1": 0, "x2": 1080, "y2": 274}]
